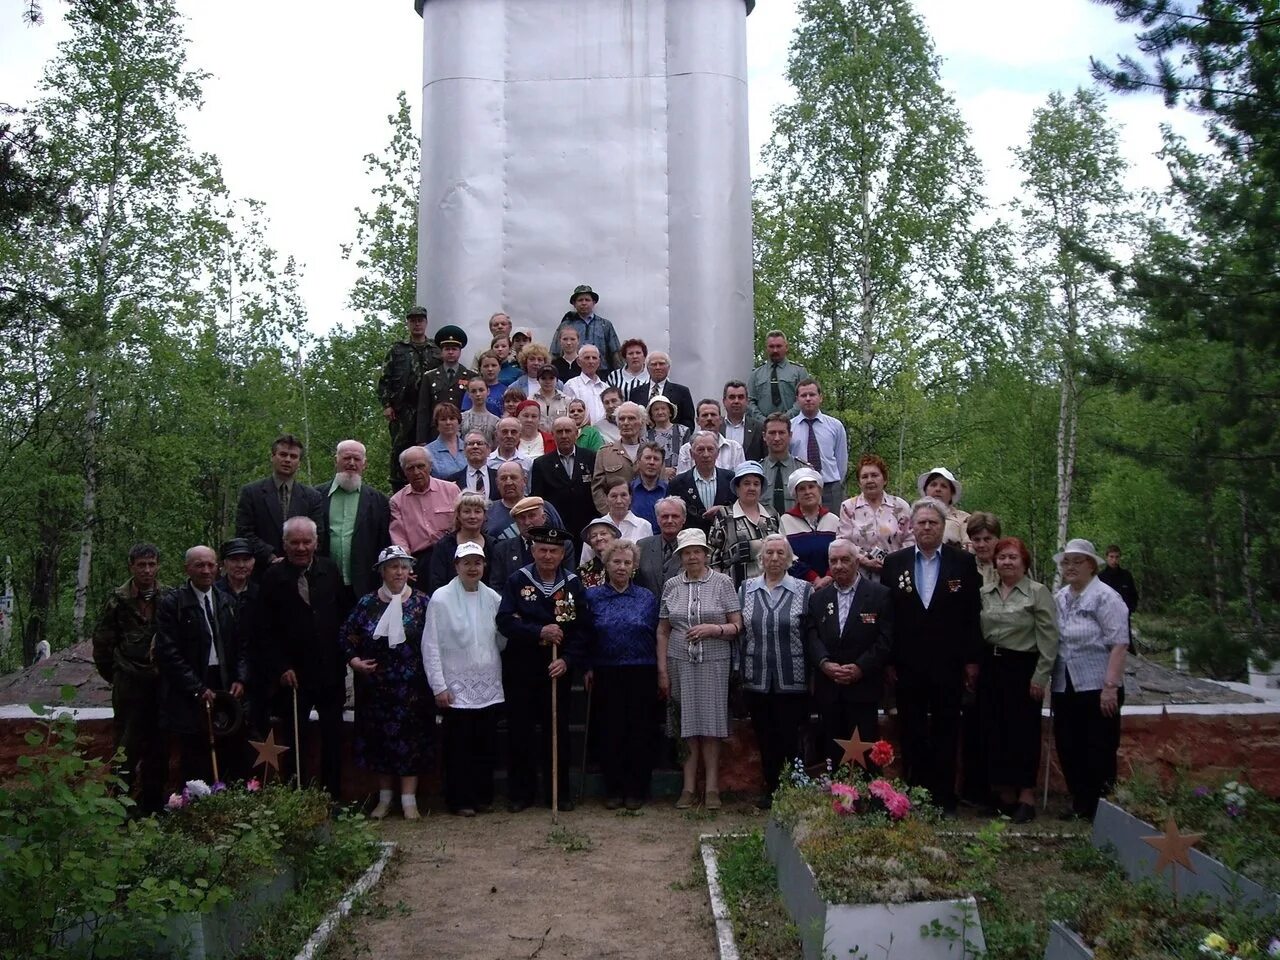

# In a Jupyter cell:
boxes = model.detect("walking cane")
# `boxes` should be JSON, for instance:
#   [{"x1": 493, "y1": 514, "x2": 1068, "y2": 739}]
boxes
[
  {"x1": 204, "y1": 699, "x2": 221, "y2": 784},
  {"x1": 551, "y1": 640, "x2": 560, "y2": 825},
  {"x1": 292, "y1": 685, "x2": 303, "y2": 789}
]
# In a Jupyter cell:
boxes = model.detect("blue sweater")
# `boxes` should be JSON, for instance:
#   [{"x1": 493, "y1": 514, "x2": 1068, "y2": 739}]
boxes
[{"x1": 586, "y1": 582, "x2": 659, "y2": 667}]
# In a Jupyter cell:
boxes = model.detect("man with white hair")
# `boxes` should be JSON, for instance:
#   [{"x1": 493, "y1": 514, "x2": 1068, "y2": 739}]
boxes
[
  {"x1": 628, "y1": 350, "x2": 694, "y2": 429},
  {"x1": 635, "y1": 496, "x2": 687, "y2": 595},
  {"x1": 590, "y1": 401, "x2": 647, "y2": 513},
  {"x1": 563, "y1": 344, "x2": 609, "y2": 424},
  {"x1": 315, "y1": 440, "x2": 390, "y2": 609},
  {"x1": 390, "y1": 445, "x2": 461, "y2": 571},
  {"x1": 487, "y1": 417, "x2": 534, "y2": 488}
]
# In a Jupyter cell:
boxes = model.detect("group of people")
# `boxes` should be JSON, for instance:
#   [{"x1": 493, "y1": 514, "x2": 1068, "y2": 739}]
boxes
[{"x1": 90, "y1": 287, "x2": 1141, "y2": 822}]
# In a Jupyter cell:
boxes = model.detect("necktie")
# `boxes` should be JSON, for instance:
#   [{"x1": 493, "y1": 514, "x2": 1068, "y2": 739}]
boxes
[
  {"x1": 773, "y1": 460, "x2": 785, "y2": 513},
  {"x1": 771, "y1": 363, "x2": 782, "y2": 407},
  {"x1": 473, "y1": 469, "x2": 484, "y2": 492},
  {"x1": 650, "y1": 381, "x2": 660, "y2": 401},
  {"x1": 278, "y1": 482, "x2": 290, "y2": 517},
  {"x1": 663, "y1": 540, "x2": 673, "y2": 561},
  {"x1": 446, "y1": 367, "x2": 455, "y2": 381},
  {"x1": 562, "y1": 457, "x2": 574, "y2": 477},
  {"x1": 297, "y1": 570, "x2": 311, "y2": 606},
  {"x1": 806, "y1": 418, "x2": 821, "y2": 471}
]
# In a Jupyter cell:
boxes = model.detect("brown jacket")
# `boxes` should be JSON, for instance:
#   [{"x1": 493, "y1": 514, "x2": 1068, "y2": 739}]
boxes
[{"x1": 590, "y1": 442, "x2": 638, "y2": 514}]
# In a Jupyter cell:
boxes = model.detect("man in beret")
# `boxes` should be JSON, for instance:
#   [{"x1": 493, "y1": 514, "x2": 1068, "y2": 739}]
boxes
[
  {"x1": 496, "y1": 525, "x2": 591, "y2": 812},
  {"x1": 551, "y1": 284, "x2": 622, "y2": 374},
  {"x1": 417, "y1": 325, "x2": 477, "y2": 443},
  {"x1": 378, "y1": 305, "x2": 442, "y2": 490}
]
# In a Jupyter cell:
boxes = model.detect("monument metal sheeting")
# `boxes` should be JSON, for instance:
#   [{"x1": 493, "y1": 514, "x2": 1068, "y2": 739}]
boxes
[{"x1": 416, "y1": 0, "x2": 754, "y2": 386}]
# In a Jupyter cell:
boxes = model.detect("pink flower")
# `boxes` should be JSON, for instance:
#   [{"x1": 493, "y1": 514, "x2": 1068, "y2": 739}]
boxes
[
  {"x1": 830, "y1": 782, "x2": 860, "y2": 815},
  {"x1": 885, "y1": 793, "x2": 911, "y2": 820},
  {"x1": 246, "y1": 778, "x2": 261, "y2": 793},
  {"x1": 868, "y1": 779, "x2": 895, "y2": 801},
  {"x1": 166, "y1": 792, "x2": 187, "y2": 811}
]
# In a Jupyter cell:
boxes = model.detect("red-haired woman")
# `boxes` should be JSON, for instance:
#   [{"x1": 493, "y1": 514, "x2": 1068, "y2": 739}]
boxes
[
  {"x1": 978, "y1": 536, "x2": 1058, "y2": 823},
  {"x1": 835, "y1": 454, "x2": 913, "y2": 580}
]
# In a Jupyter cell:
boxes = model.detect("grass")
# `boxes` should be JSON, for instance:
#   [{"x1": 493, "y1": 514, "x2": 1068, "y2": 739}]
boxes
[
  {"x1": 545, "y1": 824, "x2": 593, "y2": 852},
  {"x1": 712, "y1": 832, "x2": 801, "y2": 960}
]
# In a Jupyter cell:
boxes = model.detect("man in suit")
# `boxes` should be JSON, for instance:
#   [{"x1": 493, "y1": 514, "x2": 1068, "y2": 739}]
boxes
[
  {"x1": 805, "y1": 539, "x2": 893, "y2": 770},
  {"x1": 628, "y1": 350, "x2": 694, "y2": 430},
  {"x1": 721, "y1": 380, "x2": 765, "y2": 461},
  {"x1": 880, "y1": 498, "x2": 982, "y2": 816},
  {"x1": 315, "y1": 439, "x2": 391, "y2": 612},
  {"x1": 235, "y1": 433, "x2": 326, "y2": 578},
  {"x1": 635, "y1": 497, "x2": 687, "y2": 596},
  {"x1": 531, "y1": 416, "x2": 597, "y2": 556},
  {"x1": 259, "y1": 517, "x2": 346, "y2": 797},
  {"x1": 668, "y1": 432, "x2": 734, "y2": 532},
  {"x1": 449, "y1": 432, "x2": 500, "y2": 500},
  {"x1": 155, "y1": 545, "x2": 248, "y2": 784},
  {"x1": 417, "y1": 325, "x2": 478, "y2": 443}
]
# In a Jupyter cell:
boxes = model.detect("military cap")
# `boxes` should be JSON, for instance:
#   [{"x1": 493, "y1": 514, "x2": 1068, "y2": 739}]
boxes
[
  {"x1": 569, "y1": 284, "x2": 600, "y2": 304},
  {"x1": 527, "y1": 525, "x2": 570, "y2": 546},
  {"x1": 219, "y1": 538, "x2": 253, "y2": 560},
  {"x1": 406, "y1": 305, "x2": 428, "y2": 319},
  {"x1": 434, "y1": 324, "x2": 467, "y2": 349}
]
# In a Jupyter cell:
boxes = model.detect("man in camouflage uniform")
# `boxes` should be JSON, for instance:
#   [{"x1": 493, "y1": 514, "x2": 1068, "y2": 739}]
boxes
[
  {"x1": 378, "y1": 305, "x2": 442, "y2": 490},
  {"x1": 91, "y1": 543, "x2": 168, "y2": 814},
  {"x1": 416, "y1": 325, "x2": 477, "y2": 444}
]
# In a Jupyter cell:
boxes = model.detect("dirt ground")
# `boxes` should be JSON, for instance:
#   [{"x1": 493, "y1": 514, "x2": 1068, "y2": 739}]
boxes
[{"x1": 323, "y1": 799, "x2": 762, "y2": 960}]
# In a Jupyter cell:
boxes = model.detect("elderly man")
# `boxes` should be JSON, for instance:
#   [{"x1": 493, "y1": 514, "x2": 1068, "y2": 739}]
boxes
[
  {"x1": 677, "y1": 399, "x2": 746, "y2": 473},
  {"x1": 749, "y1": 330, "x2": 808, "y2": 420},
  {"x1": 563, "y1": 344, "x2": 610, "y2": 424},
  {"x1": 378, "y1": 305, "x2": 442, "y2": 489},
  {"x1": 590, "y1": 401, "x2": 646, "y2": 513},
  {"x1": 635, "y1": 497, "x2": 687, "y2": 596},
  {"x1": 316, "y1": 440, "x2": 391, "y2": 610},
  {"x1": 487, "y1": 417, "x2": 534, "y2": 486},
  {"x1": 155, "y1": 545, "x2": 248, "y2": 784},
  {"x1": 215, "y1": 538, "x2": 268, "y2": 736},
  {"x1": 390, "y1": 446, "x2": 462, "y2": 571},
  {"x1": 628, "y1": 350, "x2": 694, "y2": 430},
  {"x1": 668, "y1": 431, "x2": 735, "y2": 532},
  {"x1": 487, "y1": 462, "x2": 566, "y2": 540},
  {"x1": 805, "y1": 539, "x2": 893, "y2": 771},
  {"x1": 235, "y1": 433, "x2": 326, "y2": 578},
  {"x1": 449, "y1": 432, "x2": 500, "y2": 500},
  {"x1": 496, "y1": 525, "x2": 592, "y2": 811},
  {"x1": 552, "y1": 284, "x2": 622, "y2": 373},
  {"x1": 260, "y1": 517, "x2": 345, "y2": 796},
  {"x1": 789, "y1": 379, "x2": 848, "y2": 511},
  {"x1": 488, "y1": 311, "x2": 512, "y2": 338},
  {"x1": 760, "y1": 414, "x2": 810, "y2": 514},
  {"x1": 92, "y1": 543, "x2": 167, "y2": 814},
  {"x1": 721, "y1": 380, "x2": 765, "y2": 460},
  {"x1": 531, "y1": 417, "x2": 597, "y2": 552},
  {"x1": 880, "y1": 498, "x2": 982, "y2": 817},
  {"x1": 417, "y1": 325, "x2": 477, "y2": 443},
  {"x1": 489, "y1": 496, "x2": 575, "y2": 585}
]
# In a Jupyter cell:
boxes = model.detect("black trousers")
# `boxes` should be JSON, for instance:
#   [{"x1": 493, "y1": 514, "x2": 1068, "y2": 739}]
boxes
[
  {"x1": 504, "y1": 666, "x2": 571, "y2": 806},
  {"x1": 1052, "y1": 677, "x2": 1124, "y2": 818},
  {"x1": 959, "y1": 692, "x2": 989, "y2": 803},
  {"x1": 595, "y1": 665, "x2": 658, "y2": 801},
  {"x1": 442, "y1": 704, "x2": 499, "y2": 812},
  {"x1": 818, "y1": 697, "x2": 880, "y2": 773},
  {"x1": 280, "y1": 683, "x2": 345, "y2": 797},
  {"x1": 746, "y1": 690, "x2": 810, "y2": 794},
  {"x1": 896, "y1": 670, "x2": 962, "y2": 810},
  {"x1": 978, "y1": 648, "x2": 1043, "y2": 791},
  {"x1": 111, "y1": 677, "x2": 169, "y2": 814}
]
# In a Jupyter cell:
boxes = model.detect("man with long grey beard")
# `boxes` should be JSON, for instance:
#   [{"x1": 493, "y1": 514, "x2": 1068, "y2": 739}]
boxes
[{"x1": 315, "y1": 439, "x2": 390, "y2": 615}]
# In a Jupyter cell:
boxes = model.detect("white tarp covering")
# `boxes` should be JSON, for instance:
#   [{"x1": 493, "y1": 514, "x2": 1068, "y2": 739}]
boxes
[{"x1": 417, "y1": 0, "x2": 753, "y2": 390}]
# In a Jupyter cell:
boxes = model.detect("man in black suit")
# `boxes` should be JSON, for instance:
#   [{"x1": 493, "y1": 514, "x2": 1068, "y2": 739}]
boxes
[
  {"x1": 880, "y1": 498, "x2": 982, "y2": 816},
  {"x1": 805, "y1": 539, "x2": 893, "y2": 770},
  {"x1": 449, "y1": 432, "x2": 501, "y2": 501},
  {"x1": 721, "y1": 380, "x2": 765, "y2": 461},
  {"x1": 668, "y1": 431, "x2": 734, "y2": 532},
  {"x1": 635, "y1": 496, "x2": 687, "y2": 596},
  {"x1": 628, "y1": 350, "x2": 694, "y2": 430},
  {"x1": 155, "y1": 545, "x2": 248, "y2": 784},
  {"x1": 235, "y1": 433, "x2": 326, "y2": 578},
  {"x1": 531, "y1": 416, "x2": 597, "y2": 555},
  {"x1": 259, "y1": 517, "x2": 346, "y2": 797},
  {"x1": 315, "y1": 439, "x2": 391, "y2": 611}
]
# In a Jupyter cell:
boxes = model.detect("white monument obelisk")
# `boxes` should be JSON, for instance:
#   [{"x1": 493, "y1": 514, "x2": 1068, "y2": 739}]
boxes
[{"x1": 414, "y1": 0, "x2": 755, "y2": 387}]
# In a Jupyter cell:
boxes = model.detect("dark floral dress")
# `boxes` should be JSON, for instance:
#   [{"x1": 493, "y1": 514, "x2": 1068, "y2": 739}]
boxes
[
  {"x1": 578, "y1": 559, "x2": 607, "y2": 588},
  {"x1": 339, "y1": 590, "x2": 432, "y2": 775}
]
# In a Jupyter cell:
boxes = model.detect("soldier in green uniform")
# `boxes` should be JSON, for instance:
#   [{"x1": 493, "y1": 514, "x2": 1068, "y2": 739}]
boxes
[
  {"x1": 416, "y1": 325, "x2": 478, "y2": 444},
  {"x1": 378, "y1": 305, "x2": 443, "y2": 490},
  {"x1": 91, "y1": 543, "x2": 168, "y2": 814}
]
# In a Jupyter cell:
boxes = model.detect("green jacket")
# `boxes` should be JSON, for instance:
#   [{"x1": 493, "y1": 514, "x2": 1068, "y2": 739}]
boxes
[
  {"x1": 377, "y1": 339, "x2": 442, "y2": 413},
  {"x1": 91, "y1": 579, "x2": 164, "y2": 685}
]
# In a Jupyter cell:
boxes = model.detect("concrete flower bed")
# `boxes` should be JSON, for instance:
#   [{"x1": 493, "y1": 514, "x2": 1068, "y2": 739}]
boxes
[{"x1": 1042, "y1": 920, "x2": 1093, "y2": 960}]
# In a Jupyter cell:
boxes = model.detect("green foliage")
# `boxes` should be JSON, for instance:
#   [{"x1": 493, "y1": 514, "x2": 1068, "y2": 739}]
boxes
[{"x1": 712, "y1": 832, "x2": 801, "y2": 960}]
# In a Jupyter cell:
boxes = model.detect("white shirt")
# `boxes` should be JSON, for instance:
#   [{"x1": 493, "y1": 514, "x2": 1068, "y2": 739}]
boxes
[
  {"x1": 464, "y1": 465, "x2": 490, "y2": 498},
  {"x1": 564, "y1": 374, "x2": 608, "y2": 423},
  {"x1": 835, "y1": 576, "x2": 861, "y2": 634},
  {"x1": 724, "y1": 420, "x2": 746, "y2": 447},
  {"x1": 192, "y1": 584, "x2": 219, "y2": 665},
  {"x1": 676, "y1": 435, "x2": 745, "y2": 474},
  {"x1": 580, "y1": 512, "x2": 655, "y2": 564},
  {"x1": 486, "y1": 450, "x2": 534, "y2": 491}
]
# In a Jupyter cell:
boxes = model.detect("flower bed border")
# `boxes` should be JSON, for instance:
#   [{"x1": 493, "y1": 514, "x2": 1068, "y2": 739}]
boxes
[
  {"x1": 1043, "y1": 920, "x2": 1093, "y2": 960},
  {"x1": 293, "y1": 840, "x2": 397, "y2": 960},
  {"x1": 1090, "y1": 799, "x2": 1280, "y2": 917},
  {"x1": 699, "y1": 834, "x2": 743, "y2": 960},
  {"x1": 763, "y1": 818, "x2": 985, "y2": 960}
]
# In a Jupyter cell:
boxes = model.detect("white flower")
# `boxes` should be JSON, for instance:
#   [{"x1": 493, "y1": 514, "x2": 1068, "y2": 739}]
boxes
[{"x1": 184, "y1": 779, "x2": 212, "y2": 798}]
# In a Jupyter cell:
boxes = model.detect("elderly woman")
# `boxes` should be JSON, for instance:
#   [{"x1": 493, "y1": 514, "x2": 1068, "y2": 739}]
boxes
[
  {"x1": 836, "y1": 454, "x2": 913, "y2": 579},
  {"x1": 461, "y1": 379, "x2": 499, "y2": 447},
  {"x1": 1052, "y1": 538, "x2": 1129, "y2": 821},
  {"x1": 578, "y1": 518, "x2": 621, "y2": 587},
  {"x1": 340, "y1": 545, "x2": 433, "y2": 820},
  {"x1": 531, "y1": 364, "x2": 570, "y2": 430},
  {"x1": 427, "y1": 492, "x2": 493, "y2": 594},
  {"x1": 738, "y1": 534, "x2": 812, "y2": 806},
  {"x1": 580, "y1": 484, "x2": 655, "y2": 567},
  {"x1": 427, "y1": 402, "x2": 468, "y2": 479},
  {"x1": 967, "y1": 512, "x2": 1002, "y2": 587},
  {"x1": 780, "y1": 467, "x2": 838, "y2": 589},
  {"x1": 607, "y1": 337, "x2": 650, "y2": 396},
  {"x1": 515, "y1": 399, "x2": 554, "y2": 458},
  {"x1": 644, "y1": 394, "x2": 689, "y2": 480},
  {"x1": 710, "y1": 461, "x2": 780, "y2": 587},
  {"x1": 979, "y1": 537, "x2": 1058, "y2": 824},
  {"x1": 658, "y1": 529, "x2": 744, "y2": 811},
  {"x1": 586, "y1": 539, "x2": 660, "y2": 809},
  {"x1": 568, "y1": 398, "x2": 606, "y2": 451},
  {"x1": 918, "y1": 466, "x2": 971, "y2": 549},
  {"x1": 423, "y1": 541, "x2": 505, "y2": 816}
]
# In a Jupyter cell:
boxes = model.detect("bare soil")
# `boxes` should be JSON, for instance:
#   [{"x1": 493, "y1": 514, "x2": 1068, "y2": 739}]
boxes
[{"x1": 322, "y1": 799, "x2": 761, "y2": 960}]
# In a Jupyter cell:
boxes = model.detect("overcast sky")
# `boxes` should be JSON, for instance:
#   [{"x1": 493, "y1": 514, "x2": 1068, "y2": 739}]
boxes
[{"x1": 1, "y1": 0, "x2": 1203, "y2": 336}]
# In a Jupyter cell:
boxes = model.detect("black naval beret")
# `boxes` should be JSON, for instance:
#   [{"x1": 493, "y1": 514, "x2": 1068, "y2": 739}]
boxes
[{"x1": 527, "y1": 526, "x2": 570, "y2": 546}]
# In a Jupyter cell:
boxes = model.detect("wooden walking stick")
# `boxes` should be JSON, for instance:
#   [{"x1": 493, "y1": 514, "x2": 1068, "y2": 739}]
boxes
[
  {"x1": 551, "y1": 640, "x2": 560, "y2": 824},
  {"x1": 292, "y1": 685, "x2": 302, "y2": 789},
  {"x1": 204, "y1": 699, "x2": 220, "y2": 784}
]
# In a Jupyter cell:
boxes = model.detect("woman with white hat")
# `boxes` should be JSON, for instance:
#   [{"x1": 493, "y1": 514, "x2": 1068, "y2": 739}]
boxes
[
  {"x1": 710, "y1": 461, "x2": 780, "y2": 588},
  {"x1": 422, "y1": 541, "x2": 505, "y2": 817},
  {"x1": 339, "y1": 545, "x2": 433, "y2": 820},
  {"x1": 657, "y1": 529, "x2": 743, "y2": 810},
  {"x1": 779, "y1": 467, "x2": 839, "y2": 589},
  {"x1": 1051, "y1": 538, "x2": 1130, "y2": 821},
  {"x1": 917, "y1": 466, "x2": 971, "y2": 549},
  {"x1": 644, "y1": 393, "x2": 691, "y2": 480}
]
